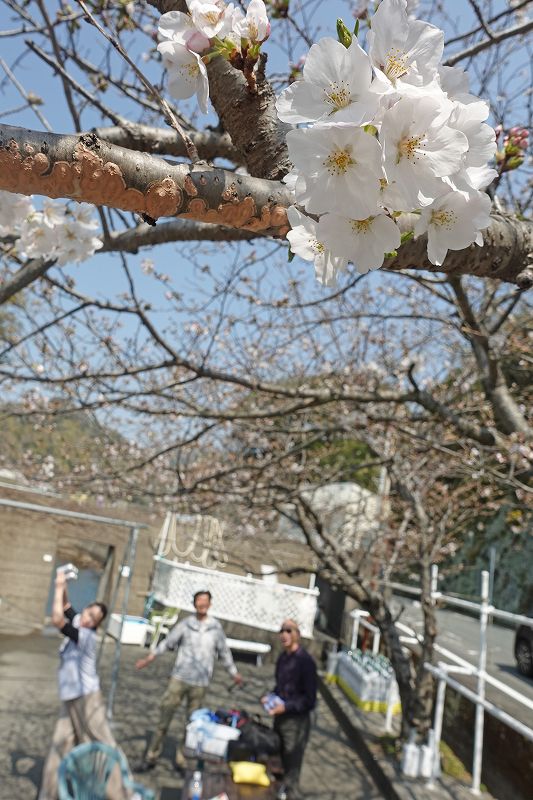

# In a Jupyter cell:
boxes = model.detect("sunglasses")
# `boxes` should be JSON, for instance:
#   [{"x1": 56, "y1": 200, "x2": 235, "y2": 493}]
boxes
[{"x1": 279, "y1": 626, "x2": 296, "y2": 634}]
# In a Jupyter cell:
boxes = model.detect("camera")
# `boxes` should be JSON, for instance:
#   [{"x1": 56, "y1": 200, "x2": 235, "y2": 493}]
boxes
[{"x1": 56, "y1": 563, "x2": 79, "y2": 581}]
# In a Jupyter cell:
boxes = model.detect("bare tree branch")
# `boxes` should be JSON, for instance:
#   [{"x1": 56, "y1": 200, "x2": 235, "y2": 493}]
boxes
[{"x1": 444, "y1": 17, "x2": 533, "y2": 66}]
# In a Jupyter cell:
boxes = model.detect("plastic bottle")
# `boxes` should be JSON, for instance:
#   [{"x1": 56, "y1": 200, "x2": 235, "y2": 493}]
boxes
[{"x1": 188, "y1": 769, "x2": 203, "y2": 800}]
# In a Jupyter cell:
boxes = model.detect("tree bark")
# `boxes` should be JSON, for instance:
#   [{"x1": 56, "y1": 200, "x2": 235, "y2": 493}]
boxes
[
  {"x1": 0, "y1": 123, "x2": 290, "y2": 237},
  {"x1": 2, "y1": 122, "x2": 533, "y2": 285},
  {"x1": 94, "y1": 124, "x2": 240, "y2": 162},
  {"x1": 145, "y1": 0, "x2": 292, "y2": 180},
  {"x1": 206, "y1": 54, "x2": 292, "y2": 180}
]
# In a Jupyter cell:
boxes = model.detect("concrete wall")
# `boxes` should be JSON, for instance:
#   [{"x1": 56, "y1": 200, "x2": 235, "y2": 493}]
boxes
[
  {"x1": 0, "y1": 485, "x2": 317, "y2": 636},
  {"x1": 0, "y1": 486, "x2": 159, "y2": 634}
]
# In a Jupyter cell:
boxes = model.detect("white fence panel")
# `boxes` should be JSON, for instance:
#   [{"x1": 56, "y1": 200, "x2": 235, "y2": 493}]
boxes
[{"x1": 151, "y1": 556, "x2": 319, "y2": 638}]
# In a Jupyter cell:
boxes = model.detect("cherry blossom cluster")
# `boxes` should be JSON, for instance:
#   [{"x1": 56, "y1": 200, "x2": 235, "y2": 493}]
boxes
[
  {"x1": 277, "y1": 0, "x2": 497, "y2": 285},
  {"x1": 157, "y1": 0, "x2": 270, "y2": 112},
  {"x1": 0, "y1": 190, "x2": 102, "y2": 265}
]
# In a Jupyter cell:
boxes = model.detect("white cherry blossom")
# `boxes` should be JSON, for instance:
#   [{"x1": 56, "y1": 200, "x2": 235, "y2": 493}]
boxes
[
  {"x1": 276, "y1": 38, "x2": 377, "y2": 125},
  {"x1": 287, "y1": 207, "x2": 347, "y2": 287},
  {"x1": 233, "y1": 0, "x2": 270, "y2": 44},
  {"x1": 414, "y1": 189, "x2": 492, "y2": 266},
  {"x1": 286, "y1": 124, "x2": 383, "y2": 217},
  {"x1": 55, "y1": 221, "x2": 103, "y2": 266},
  {"x1": 42, "y1": 199, "x2": 68, "y2": 227},
  {"x1": 368, "y1": 0, "x2": 443, "y2": 93},
  {"x1": 461, "y1": 165, "x2": 498, "y2": 191},
  {"x1": 381, "y1": 95, "x2": 468, "y2": 210},
  {"x1": 157, "y1": 40, "x2": 209, "y2": 112},
  {"x1": 318, "y1": 212, "x2": 401, "y2": 273},
  {"x1": 0, "y1": 191, "x2": 34, "y2": 236},
  {"x1": 18, "y1": 213, "x2": 59, "y2": 260},
  {"x1": 187, "y1": 0, "x2": 228, "y2": 39},
  {"x1": 448, "y1": 98, "x2": 496, "y2": 168},
  {"x1": 438, "y1": 65, "x2": 470, "y2": 99},
  {"x1": 158, "y1": 10, "x2": 210, "y2": 53},
  {"x1": 70, "y1": 203, "x2": 101, "y2": 230}
]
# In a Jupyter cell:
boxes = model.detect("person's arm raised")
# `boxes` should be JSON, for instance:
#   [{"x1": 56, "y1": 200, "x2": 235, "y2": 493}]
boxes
[{"x1": 51, "y1": 571, "x2": 67, "y2": 629}]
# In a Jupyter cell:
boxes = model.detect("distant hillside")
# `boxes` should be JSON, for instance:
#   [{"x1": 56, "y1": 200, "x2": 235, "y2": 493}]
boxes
[{"x1": 0, "y1": 406, "x2": 126, "y2": 489}]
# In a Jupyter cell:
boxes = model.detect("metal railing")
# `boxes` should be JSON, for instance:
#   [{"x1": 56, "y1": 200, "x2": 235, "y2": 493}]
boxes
[{"x1": 386, "y1": 566, "x2": 533, "y2": 795}]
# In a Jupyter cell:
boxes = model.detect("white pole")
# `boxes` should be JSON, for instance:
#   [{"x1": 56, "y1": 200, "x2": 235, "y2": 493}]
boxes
[
  {"x1": 430, "y1": 564, "x2": 439, "y2": 598},
  {"x1": 427, "y1": 674, "x2": 447, "y2": 787},
  {"x1": 372, "y1": 631, "x2": 380, "y2": 655},
  {"x1": 384, "y1": 678, "x2": 395, "y2": 734},
  {"x1": 472, "y1": 570, "x2": 489, "y2": 794},
  {"x1": 351, "y1": 611, "x2": 360, "y2": 650}
]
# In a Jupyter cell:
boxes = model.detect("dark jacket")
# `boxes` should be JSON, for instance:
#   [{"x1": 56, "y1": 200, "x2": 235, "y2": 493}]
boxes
[{"x1": 274, "y1": 646, "x2": 317, "y2": 714}]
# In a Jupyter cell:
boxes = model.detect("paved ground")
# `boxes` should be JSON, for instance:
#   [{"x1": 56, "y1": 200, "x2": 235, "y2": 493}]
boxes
[{"x1": 0, "y1": 632, "x2": 384, "y2": 800}]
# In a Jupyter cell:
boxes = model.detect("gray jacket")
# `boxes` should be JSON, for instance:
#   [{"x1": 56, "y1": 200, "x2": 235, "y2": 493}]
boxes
[{"x1": 155, "y1": 614, "x2": 237, "y2": 687}]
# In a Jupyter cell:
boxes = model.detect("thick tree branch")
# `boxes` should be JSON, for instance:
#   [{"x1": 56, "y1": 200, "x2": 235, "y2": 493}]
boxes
[
  {"x1": 94, "y1": 124, "x2": 240, "y2": 162},
  {"x1": 0, "y1": 123, "x2": 290, "y2": 236},
  {"x1": 387, "y1": 212, "x2": 533, "y2": 286},
  {"x1": 205, "y1": 53, "x2": 292, "y2": 180},
  {"x1": 101, "y1": 219, "x2": 264, "y2": 252},
  {"x1": 1, "y1": 123, "x2": 533, "y2": 285},
  {"x1": 145, "y1": 0, "x2": 291, "y2": 179}
]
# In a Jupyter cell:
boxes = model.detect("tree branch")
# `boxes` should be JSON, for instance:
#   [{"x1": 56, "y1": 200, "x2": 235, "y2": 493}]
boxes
[
  {"x1": 0, "y1": 256, "x2": 56, "y2": 304},
  {"x1": 444, "y1": 18, "x2": 533, "y2": 66},
  {"x1": 94, "y1": 124, "x2": 240, "y2": 162},
  {"x1": 387, "y1": 212, "x2": 533, "y2": 286},
  {"x1": 1, "y1": 123, "x2": 533, "y2": 285},
  {"x1": 101, "y1": 219, "x2": 265, "y2": 252},
  {"x1": 0, "y1": 123, "x2": 291, "y2": 236}
]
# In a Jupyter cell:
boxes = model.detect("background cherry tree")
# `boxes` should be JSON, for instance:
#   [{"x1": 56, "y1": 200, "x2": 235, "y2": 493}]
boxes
[{"x1": 0, "y1": 0, "x2": 531, "y2": 739}]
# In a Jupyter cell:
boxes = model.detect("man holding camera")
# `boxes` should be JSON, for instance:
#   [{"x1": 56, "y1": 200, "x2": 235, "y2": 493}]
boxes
[{"x1": 39, "y1": 567, "x2": 117, "y2": 800}]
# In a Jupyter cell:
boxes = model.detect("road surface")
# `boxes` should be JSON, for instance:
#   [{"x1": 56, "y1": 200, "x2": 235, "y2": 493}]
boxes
[{"x1": 391, "y1": 596, "x2": 533, "y2": 727}]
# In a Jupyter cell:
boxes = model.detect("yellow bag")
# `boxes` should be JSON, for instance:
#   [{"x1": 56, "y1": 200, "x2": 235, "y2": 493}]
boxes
[{"x1": 229, "y1": 761, "x2": 271, "y2": 787}]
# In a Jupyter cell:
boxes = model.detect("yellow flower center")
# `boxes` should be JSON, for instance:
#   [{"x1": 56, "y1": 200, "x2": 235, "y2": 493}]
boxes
[
  {"x1": 182, "y1": 62, "x2": 200, "y2": 80},
  {"x1": 430, "y1": 209, "x2": 457, "y2": 230},
  {"x1": 350, "y1": 217, "x2": 373, "y2": 234},
  {"x1": 204, "y1": 11, "x2": 220, "y2": 24},
  {"x1": 323, "y1": 147, "x2": 354, "y2": 176},
  {"x1": 396, "y1": 134, "x2": 425, "y2": 164},
  {"x1": 324, "y1": 82, "x2": 352, "y2": 112},
  {"x1": 312, "y1": 239, "x2": 325, "y2": 254},
  {"x1": 383, "y1": 48, "x2": 409, "y2": 82}
]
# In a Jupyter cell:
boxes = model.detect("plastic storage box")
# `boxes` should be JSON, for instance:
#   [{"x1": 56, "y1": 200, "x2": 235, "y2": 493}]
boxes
[
  {"x1": 107, "y1": 614, "x2": 153, "y2": 645},
  {"x1": 185, "y1": 720, "x2": 241, "y2": 759}
]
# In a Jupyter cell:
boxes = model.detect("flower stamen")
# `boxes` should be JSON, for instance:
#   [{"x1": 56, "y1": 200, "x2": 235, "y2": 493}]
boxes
[
  {"x1": 324, "y1": 81, "x2": 352, "y2": 113},
  {"x1": 383, "y1": 48, "x2": 409, "y2": 82},
  {"x1": 397, "y1": 134, "x2": 425, "y2": 163},
  {"x1": 350, "y1": 217, "x2": 373, "y2": 234},
  {"x1": 323, "y1": 147, "x2": 355, "y2": 175},
  {"x1": 430, "y1": 209, "x2": 456, "y2": 230}
]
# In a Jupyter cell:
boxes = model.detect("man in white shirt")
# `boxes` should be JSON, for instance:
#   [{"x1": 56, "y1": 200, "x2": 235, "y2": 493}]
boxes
[
  {"x1": 135, "y1": 589, "x2": 242, "y2": 772},
  {"x1": 38, "y1": 569, "x2": 118, "y2": 800}
]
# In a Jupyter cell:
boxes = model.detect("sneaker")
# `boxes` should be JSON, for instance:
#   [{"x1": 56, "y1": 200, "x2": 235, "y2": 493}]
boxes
[{"x1": 133, "y1": 759, "x2": 156, "y2": 774}]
